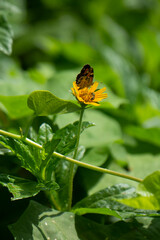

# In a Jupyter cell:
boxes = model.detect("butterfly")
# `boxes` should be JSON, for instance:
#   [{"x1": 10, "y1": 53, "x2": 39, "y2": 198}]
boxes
[{"x1": 76, "y1": 64, "x2": 94, "y2": 89}]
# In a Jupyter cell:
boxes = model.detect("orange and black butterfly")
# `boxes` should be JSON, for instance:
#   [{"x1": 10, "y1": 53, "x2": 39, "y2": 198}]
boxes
[{"x1": 76, "y1": 64, "x2": 94, "y2": 89}]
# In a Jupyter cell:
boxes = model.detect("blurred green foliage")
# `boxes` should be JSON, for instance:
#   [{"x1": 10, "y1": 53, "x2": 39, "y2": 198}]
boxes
[{"x1": 1, "y1": 0, "x2": 160, "y2": 239}]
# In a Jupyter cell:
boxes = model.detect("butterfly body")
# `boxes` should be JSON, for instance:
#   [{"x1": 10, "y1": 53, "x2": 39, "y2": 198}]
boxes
[{"x1": 76, "y1": 64, "x2": 94, "y2": 89}]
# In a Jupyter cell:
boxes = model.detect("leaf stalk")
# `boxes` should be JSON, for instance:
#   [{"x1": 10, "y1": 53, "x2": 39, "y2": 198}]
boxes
[{"x1": 0, "y1": 129, "x2": 143, "y2": 186}]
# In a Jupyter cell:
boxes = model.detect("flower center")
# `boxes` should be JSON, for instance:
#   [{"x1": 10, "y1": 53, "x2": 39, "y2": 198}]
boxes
[{"x1": 79, "y1": 88, "x2": 95, "y2": 102}]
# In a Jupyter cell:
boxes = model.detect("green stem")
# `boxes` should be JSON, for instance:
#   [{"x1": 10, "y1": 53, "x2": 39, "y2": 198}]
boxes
[
  {"x1": 74, "y1": 107, "x2": 85, "y2": 159},
  {"x1": 0, "y1": 129, "x2": 142, "y2": 183},
  {"x1": 67, "y1": 107, "x2": 85, "y2": 210}
]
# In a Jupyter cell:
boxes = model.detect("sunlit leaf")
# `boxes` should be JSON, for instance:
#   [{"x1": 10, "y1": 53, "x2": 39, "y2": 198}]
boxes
[
  {"x1": 27, "y1": 90, "x2": 80, "y2": 115},
  {"x1": 119, "y1": 171, "x2": 160, "y2": 210},
  {"x1": 73, "y1": 183, "x2": 160, "y2": 219}
]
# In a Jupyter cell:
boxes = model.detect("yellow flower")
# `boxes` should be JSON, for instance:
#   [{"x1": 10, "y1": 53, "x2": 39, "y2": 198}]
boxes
[{"x1": 71, "y1": 81, "x2": 108, "y2": 106}]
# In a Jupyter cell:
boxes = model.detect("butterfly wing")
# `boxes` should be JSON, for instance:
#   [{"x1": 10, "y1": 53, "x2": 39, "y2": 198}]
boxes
[{"x1": 76, "y1": 64, "x2": 94, "y2": 89}]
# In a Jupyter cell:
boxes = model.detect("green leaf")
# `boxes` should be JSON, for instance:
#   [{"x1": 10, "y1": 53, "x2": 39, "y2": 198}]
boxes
[
  {"x1": 0, "y1": 95, "x2": 32, "y2": 119},
  {"x1": 56, "y1": 110, "x2": 123, "y2": 147},
  {"x1": 0, "y1": 133, "x2": 60, "y2": 192},
  {"x1": 80, "y1": 121, "x2": 95, "y2": 132},
  {"x1": 37, "y1": 123, "x2": 54, "y2": 145},
  {"x1": 53, "y1": 121, "x2": 93, "y2": 155},
  {"x1": 109, "y1": 143, "x2": 127, "y2": 161},
  {"x1": 9, "y1": 200, "x2": 111, "y2": 240},
  {"x1": 41, "y1": 138, "x2": 61, "y2": 182},
  {"x1": 9, "y1": 201, "x2": 160, "y2": 240},
  {"x1": 119, "y1": 171, "x2": 160, "y2": 210},
  {"x1": 125, "y1": 125, "x2": 160, "y2": 147},
  {"x1": 83, "y1": 152, "x2": 160, "y2": 196},
  {"x1": 43, "y1": 137, "x2": 60, "y2": 160},
  {"x1": 73, "y1": 207, "x2": 122, "y2": 219},
  {"x1": 73, "y1": 184, "x2": 133, "y2": 208},
  {"x1": 0, "y1": 135, "x2": 41, "y2": 177},
  {"x1": 104, "y1": 217, "x2": 160, "y2": 240},
  {"x1": 81, "y1": 110, "x2": 123, "y2": 147},
  {"x1": 0, "y1": 14, "x2": 13, "y2": 55},
  {"x1": 0, "y1": 174, "x2": 42, "y2": 200},
  {"x1": 139, "y1": 171, "x2": 160, "y2": 198},
  {"x1": 109, "y1": 142, "x2": 129, "y2": 168},
  {"x1": 46, "y1": 121, "x2": 91, "y2": 210},
  {"x1": 27, "y1": 90, "x2": 80, "y2": 115},
  {"x1": 73, "y1": 183, "x2": 160, "y2": 219},
  {"x1": 39, "y1": 124, "x2": 61, "y2": 182}
]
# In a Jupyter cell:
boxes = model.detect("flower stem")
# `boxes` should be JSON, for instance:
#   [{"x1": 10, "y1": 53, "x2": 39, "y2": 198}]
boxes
[
  {"x1": 67, "y1": 107, "x2": 85, "y2": 210},
  {"x1": 74, "y1": 107, "x2": 85, "y2": 159},
  {"x1": 0, "y1": 129, "x2": 142, "y2": 183}
]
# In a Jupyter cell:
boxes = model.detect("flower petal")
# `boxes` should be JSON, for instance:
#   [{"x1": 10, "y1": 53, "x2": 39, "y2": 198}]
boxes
[
  {"x1": 95, "y1": 87, "x2": 107, "y2": 94},
  {"x1": 84, "y1": 101, "x2": 100, "y2": 106},
  {"x1": 73, "y1": 81, "x2": 79, "y2": 93},
  {"x1": 71, "y1": 78, "x2": 107, "y2": 106},
  {"x1": 71, "y1": 87, "x2": 76, "y2": 96},
  {"x1": 90, "y1": 81, "x2": 99, "y2": 92}
]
